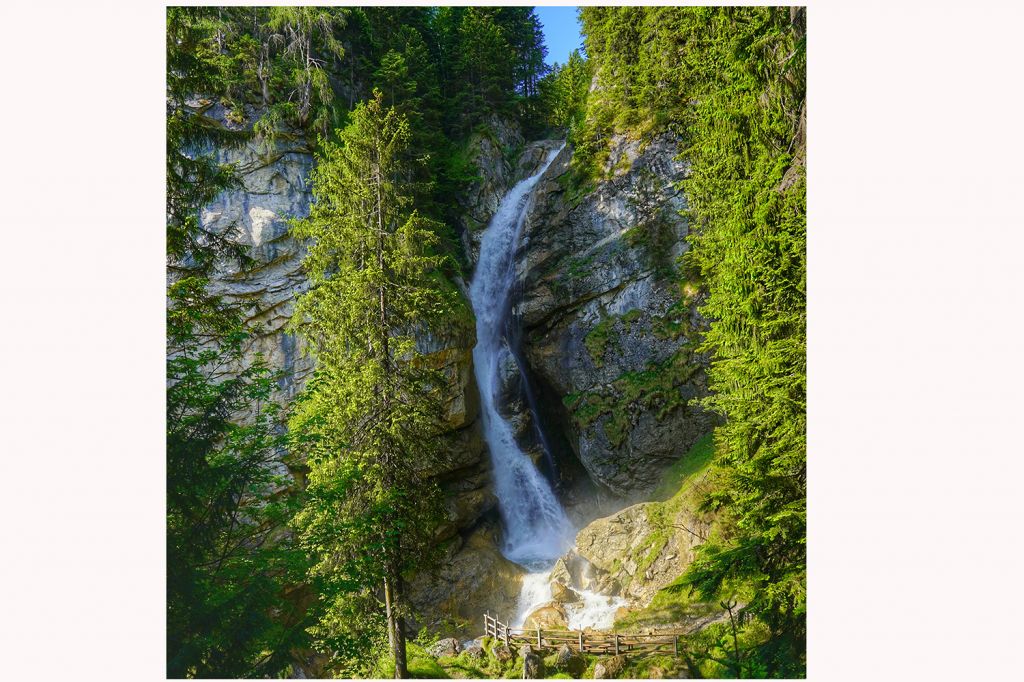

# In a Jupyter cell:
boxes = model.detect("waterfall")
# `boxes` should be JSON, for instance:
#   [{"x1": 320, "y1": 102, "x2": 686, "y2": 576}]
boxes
[{"x1": 468, "y1": 142, "x2": 573, "y2": 568}]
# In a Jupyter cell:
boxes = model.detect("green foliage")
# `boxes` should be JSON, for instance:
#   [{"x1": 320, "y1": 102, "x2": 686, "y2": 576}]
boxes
[
  {"x1": 653, "y1": 433, "x2": 715, "y2": 500},
  {"x1": 538, "y1": 49, "x2": 591, "y2": 132},
  {"x1": 166, "y1": 9, "x2": 314, "y2": 678},
  {"x1": 287, "y1": 91, "x2": 461, "y2": 677},
  {"x1": 166, "y1": 277, "x2": 310, "y2": 679},
  {"x1": 675, "y1": 10, "x2": 806, "y2": 678},
  {"x1": 166, "y1": 7, "x2": 247, "y2": 271},
  {"x1": 577, "y1": 8, "x2": 807, "y2": 676}
]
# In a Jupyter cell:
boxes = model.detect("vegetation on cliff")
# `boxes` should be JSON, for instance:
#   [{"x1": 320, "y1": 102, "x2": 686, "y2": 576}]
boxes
[
  {"x1": 166, "y1": 5, "x2": 806, "y2": 678},
  {"x1": 575, "y1": 6, "x2": 807, "y2": 676},
  {"x1": 287, "y1": 91, "x2": 466, "y2": 677},
  {"x1": 166, "y1": 6, "x2": 551, "y2": 678}
]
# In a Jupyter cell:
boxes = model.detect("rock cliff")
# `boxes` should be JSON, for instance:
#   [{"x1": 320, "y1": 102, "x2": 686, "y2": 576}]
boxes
[
  {"x1": 193, "y1": 106, "x2": 720, "y2": 637},
  {"x1": 509, "y1": 134, "x2": 717, "y2": 497}
]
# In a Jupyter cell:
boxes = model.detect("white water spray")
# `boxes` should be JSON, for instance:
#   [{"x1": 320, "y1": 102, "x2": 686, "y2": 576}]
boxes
[{"x1": 468, "y1": 143, "x2": 573, "y2": 566}]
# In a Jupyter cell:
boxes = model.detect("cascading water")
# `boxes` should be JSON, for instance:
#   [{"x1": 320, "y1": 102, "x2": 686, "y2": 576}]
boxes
[
  {"x1": 469, "y1": 142, "x2": 573, "y2": 568},
  {"x1": 469, "y1": 141, "x2": 624, "y2": 630}
]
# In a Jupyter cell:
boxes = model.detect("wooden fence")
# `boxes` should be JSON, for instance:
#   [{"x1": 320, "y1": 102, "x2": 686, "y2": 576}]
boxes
[{"x1": 483, "y1": 613, "x2": 682, "y2": 657}]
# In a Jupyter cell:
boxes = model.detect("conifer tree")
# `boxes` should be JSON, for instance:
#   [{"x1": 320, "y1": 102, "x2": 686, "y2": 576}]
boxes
[
  {"x1": 166, "y1": 9, "x2": 311, "y2": 678},
  {"x1": 288, "y1": 91, "x2": 458, "y2": 678}
]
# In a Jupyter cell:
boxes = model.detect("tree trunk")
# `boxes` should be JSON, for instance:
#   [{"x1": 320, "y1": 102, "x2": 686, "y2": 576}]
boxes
[{"x1": 383, "y1": 568, "x2": 408, "y2": 678}]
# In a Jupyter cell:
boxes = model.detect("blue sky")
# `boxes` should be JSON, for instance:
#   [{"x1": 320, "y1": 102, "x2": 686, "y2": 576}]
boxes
[{"x1": 535, "y1": 6, "x2": 583, "y2": 67}]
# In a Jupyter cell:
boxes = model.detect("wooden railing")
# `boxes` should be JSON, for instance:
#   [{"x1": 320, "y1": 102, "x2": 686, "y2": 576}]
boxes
[{"x1": 483, "y1": 613, "x2": 681, "y2": 657}]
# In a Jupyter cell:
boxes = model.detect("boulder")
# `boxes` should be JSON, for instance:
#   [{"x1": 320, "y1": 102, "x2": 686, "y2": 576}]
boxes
[
  {"x1": 522, "y1": 602, "x2": 568, "y2": 630},
  {"x1": 519, "y1": 644, "x2": 542, "y2": 679},
  {"x1": 553, "y1": 643, "x2": 584, "y2": 677},
  {"x1": 593, "y1": 655, "x2": 627, "y2": 679},
  {"x1": 463, "y1": 643, "x2": 485, "y2": 660},
  {"x1": 492, "y1": 643, "x2": 513, "y2": 663},
  {"x1": 428, "y1": 637, "x2": 461, "y2": 659},
  {"x1": 550, "y1": 580, "x2": 582, "y2": 604}
]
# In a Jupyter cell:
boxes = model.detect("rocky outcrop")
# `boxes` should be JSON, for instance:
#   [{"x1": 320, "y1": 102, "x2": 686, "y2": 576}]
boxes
[
  {"x1": 458, "y1": 114, "x2": 525, "y2": 267},
  {"x1": 407, "y1": 520, "x2": 525, "y2": 637},
  {"x1": 511, "y1": 134, "x2": 717, "y2": 496},
  {"x1": 522, "y1": 601, "x2": 568, "y2": 630},
  {"x1": 570, "y1": 500, "x2": 708, "y2": 605}
]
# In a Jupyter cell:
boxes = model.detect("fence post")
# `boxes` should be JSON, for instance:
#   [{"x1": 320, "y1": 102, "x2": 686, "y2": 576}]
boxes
[
  {"x1": 537, "y1": 626, "x2": 542, "y2": 648},
  {"x1": 673, "y1": 635, "x2": 679, "y2": 657},
  {"x1": 614, "y1": 633, "x2": 619, "y2": 656},
  {"x1": 579, "y1": 630, "x2": 584, "y2": 653},
  {"x1": 503, "y1": 622, "x2": 509, "y2": 646}
]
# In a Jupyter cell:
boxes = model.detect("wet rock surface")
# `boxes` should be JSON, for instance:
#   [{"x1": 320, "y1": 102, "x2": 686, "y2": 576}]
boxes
[{"x1": 522, "y1": 601, "x2": 569, "y2": 630}]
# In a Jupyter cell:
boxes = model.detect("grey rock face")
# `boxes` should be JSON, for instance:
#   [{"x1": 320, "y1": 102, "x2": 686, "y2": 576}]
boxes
[
  {"x1": 458, "y1": 114, "x2": 525, "y2": 266},
  {"x1": 512, "y1": 134, "x2": 717, "y2": 496},
  {"x1": 199, "y1": 132, "x2": 316, "y2": 400}
]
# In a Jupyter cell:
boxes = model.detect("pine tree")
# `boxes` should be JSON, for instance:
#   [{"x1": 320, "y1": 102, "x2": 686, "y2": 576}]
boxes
[
  {"x1": 288, "y1": 91, "x2": 459, "y2": 678},
  {"x1": 166, "y1": 8, "x2": 311, "y2": 677},
  {"x1": 574, "y1": 7, "x2": 807, "y2": 675}
]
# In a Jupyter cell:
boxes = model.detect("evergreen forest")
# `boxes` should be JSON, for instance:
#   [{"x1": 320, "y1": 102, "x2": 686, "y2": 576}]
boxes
[{"x1": 167, "y1": 6, "x2": 806, "y2": 679}]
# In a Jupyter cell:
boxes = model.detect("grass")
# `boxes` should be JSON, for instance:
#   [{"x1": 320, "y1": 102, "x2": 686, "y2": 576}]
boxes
[
  {"x1": 408, "y1": 643, "x2": 450, "y2": 679},
  {"x1": 652, "y1": 433, "x2": 714, "y2": 501}
]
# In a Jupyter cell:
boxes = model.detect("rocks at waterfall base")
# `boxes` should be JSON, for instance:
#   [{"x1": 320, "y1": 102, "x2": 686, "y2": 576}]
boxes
[
  {"x1": 550, "y1": 580, "x2": 582, "y2": 604},
  {"x1": 522, "y1": 602, "x2": 569, "y2": 630}
]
